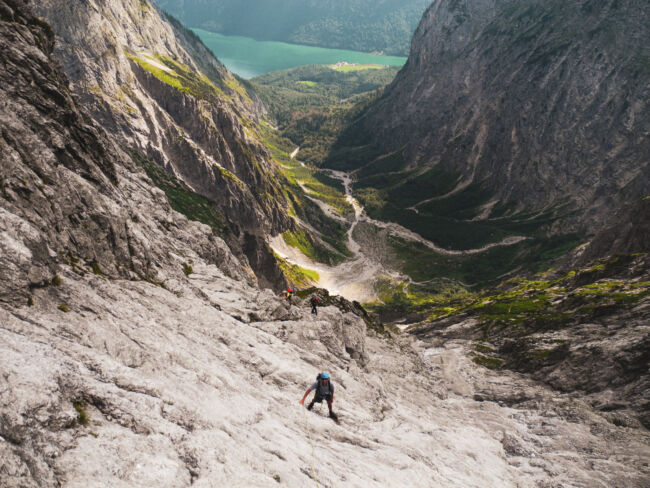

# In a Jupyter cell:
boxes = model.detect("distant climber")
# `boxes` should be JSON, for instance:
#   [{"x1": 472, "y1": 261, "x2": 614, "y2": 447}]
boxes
[
  {"x1": 310, "y1": 295, "x2": 320, "y2": 315},
  {"x1": 299, "y1": 372, "x2": 337, "y2": 420},
  {"x1": 279, "y1": 288, "x2": 293, "y2": 301}
]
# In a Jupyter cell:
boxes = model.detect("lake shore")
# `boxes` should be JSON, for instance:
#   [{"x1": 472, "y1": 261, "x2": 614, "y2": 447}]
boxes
[{"x1": 192, "y1": 28, "x2": 407, "y2": 78}]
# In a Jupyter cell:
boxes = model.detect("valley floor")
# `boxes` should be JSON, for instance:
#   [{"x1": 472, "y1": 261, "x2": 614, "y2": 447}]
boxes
[
  {"x1": 273, "y1": 164, "x2": 531, "y2": 303},
  {"x1": 2, "y1": 263, "x2": 648, "y2": 487}
]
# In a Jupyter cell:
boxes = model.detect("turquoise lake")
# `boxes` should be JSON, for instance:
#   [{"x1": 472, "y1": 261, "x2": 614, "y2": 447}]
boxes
[{"x1": 192, "y1": 28, "x2": 407, "y2": 79}]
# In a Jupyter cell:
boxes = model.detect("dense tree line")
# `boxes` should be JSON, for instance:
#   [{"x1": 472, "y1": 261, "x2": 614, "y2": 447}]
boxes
[
  {"x1": 155, "y1": 0, "x2": 431, "y2": 55},
  {"x1": 252, "y1": 65, "x2": 399, "y2": 164}
]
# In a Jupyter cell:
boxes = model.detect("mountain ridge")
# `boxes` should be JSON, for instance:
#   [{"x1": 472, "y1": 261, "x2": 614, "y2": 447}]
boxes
[
  {"x1": 31, "y1": 0, "x2": 302, "y2": 289},
  {"x1": 155, "y1": 0, "x2": 431, "y2": 56},
  {"x1": 335, "y1": 0, "x2": 649, "y2": 237}
]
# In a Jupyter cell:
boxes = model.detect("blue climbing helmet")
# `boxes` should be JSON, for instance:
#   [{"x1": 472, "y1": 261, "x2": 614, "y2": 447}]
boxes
[{"x1": 320, "y1": 372, "x2": 330, "y2": 380}]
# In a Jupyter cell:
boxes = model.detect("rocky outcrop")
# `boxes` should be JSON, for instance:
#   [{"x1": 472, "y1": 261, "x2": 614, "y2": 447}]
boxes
[
  {"x1": 0, "y1": 0, "x2": 250, "y2": 307},
  {"x1": 31, "y1": 0, "x2": 293, "y2": 287},
  {"x1": 578, "y1": 196, "x2": 650, "y2": 265},
  {"x1": 410, "y1": 253, "x2": 650, "y2": 428},
  {"x1": 342, "y1": 0, "x2": 649, "y2": 234}
]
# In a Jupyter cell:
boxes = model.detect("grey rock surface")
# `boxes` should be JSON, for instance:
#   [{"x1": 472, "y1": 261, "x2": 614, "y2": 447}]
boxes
[
  {"x1": 0, "y1": 0, "x2": 249, "y2": 308},
  {"x1": 3, "y1": 264, "x2": 650, "y2": 487}
]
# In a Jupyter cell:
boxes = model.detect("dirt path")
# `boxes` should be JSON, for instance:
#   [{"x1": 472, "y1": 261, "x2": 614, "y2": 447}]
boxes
[
  {"x1": 271, "y1": 170, "x2": 527, "y2": 301},
  {"x1": 271, "y1": 170, "x2": 391, "y2": 302},
  {"x1": 328, "y1": 170, "x2": 528, "y2": 256}
]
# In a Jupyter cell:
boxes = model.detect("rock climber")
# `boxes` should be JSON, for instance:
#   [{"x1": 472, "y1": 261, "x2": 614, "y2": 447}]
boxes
[
  {"x1": 310, "y1": 295, "x2": 319, "y2": 315},
  {"x1": 299, "y1": 372, "x2": 337, "y2": 420},
  {"x1": 279, "y1": 288, "x2": 293, "y2": 301}
]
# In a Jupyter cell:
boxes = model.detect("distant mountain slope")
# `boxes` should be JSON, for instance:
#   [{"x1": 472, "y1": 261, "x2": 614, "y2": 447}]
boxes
[
  {"x1": 154, "y1": 0, "x2": 431, "y2": 56},
  {"x1": 334, "y1": 0, "x2": 649, "y2": 241}
]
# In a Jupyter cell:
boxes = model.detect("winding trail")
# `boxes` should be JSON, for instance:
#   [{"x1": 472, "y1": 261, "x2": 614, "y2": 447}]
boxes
[
  {"x1": 327, "y1": 170, "x2": 528, "y2": 256},
  {"x1": 271, "y1": 169, "x2": 527, "y2": 302},
  {"x1": 272, "y1": 169, "x2": 388, "y2": 302}
]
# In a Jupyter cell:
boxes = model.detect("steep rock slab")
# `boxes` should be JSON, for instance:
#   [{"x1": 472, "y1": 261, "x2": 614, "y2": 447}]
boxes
[
  {"x1": 2, "y1": 263, "x2": 649, "y2": 487},
  {"x1": 2, "y1": 3, "x2": 649, "y2": 486}
]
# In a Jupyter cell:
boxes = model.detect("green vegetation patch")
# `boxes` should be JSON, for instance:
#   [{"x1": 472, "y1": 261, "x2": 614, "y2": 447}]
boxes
[
  {"x1": 90, "y1": 261, "x2": 103, "y2": 276},
  {"x1": 331, "y1": 64, "x2": 387, "y2": 72},
  {"x1": 132, "y1": 152, "x2": 229, "y2": 236},
  {"x1": 273, "y1": 252, "x2": 320, "y2": 287},
  {"x1": 282, "y1": 228, "x2": 344, "y2": 265},
  {"x1": 474, "y1": 343, "x2": 495, "y2": 354},
  {"x1": 472, "y1": 355, "x2": 504, "y2": 370},
  {"x1": 396, "y1": 254, "x2": 649, "y2": 334},
  {"x1": 126, "y1": 52, "x2": 226, "y2": 101},
  {"x1": 367, "y1": 277, "x2": 473, "y2": 318},
  {"x1": 73, "y1": 402, "x2": 89, "y2": 427}
]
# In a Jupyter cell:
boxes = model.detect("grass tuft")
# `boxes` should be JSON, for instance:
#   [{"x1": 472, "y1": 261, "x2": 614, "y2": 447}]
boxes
[
  {"x1": 90, "y1": 262, "x2": 103, "y2": 275},
  {"x1": 472, "y1": 355, "x2": 504, "y2": 370},
  {"x1": 73, "y1": 402, "x2": 89, "y2": 426}
]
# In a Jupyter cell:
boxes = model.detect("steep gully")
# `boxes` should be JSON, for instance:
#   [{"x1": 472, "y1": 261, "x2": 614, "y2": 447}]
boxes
[{"x1": 272, "y1": 150, "x2": 527, "y2": 302}]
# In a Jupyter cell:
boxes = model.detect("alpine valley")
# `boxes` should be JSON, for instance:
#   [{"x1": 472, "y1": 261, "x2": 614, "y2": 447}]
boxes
[{"x1": 0, "y1": 1, "x2": 648, "y2": 487}]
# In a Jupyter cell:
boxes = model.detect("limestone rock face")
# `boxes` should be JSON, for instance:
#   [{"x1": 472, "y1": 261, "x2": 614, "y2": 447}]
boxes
[
  {"x1": 348, "y1": 0, "x2": 649, "y2": 233},
  {"x1": 4, "y1": 262, "x2": 650, "y2": 487},
  {"x1": 31, "y1": 0, "x2": 293, "y2": 287}
]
